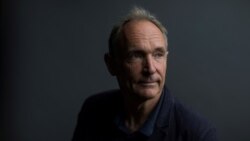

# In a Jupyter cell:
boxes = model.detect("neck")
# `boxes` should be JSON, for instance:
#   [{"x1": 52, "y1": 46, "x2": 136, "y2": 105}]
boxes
[{"x1": 122, "y1": 93, "x2": 161, "y2": 133}]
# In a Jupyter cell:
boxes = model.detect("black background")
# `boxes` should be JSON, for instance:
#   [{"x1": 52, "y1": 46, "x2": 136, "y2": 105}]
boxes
[{"x1": 2, "y1": 0, "x2": 250, "y2": 141}]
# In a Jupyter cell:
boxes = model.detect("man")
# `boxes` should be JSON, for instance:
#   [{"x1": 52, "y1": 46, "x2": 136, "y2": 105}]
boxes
[{"x1": 72, "y1": 7, "x2": 217, "y2": 141}]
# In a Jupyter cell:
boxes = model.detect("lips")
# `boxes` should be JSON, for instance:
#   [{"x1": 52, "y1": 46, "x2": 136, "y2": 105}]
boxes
[
  {"x1": 139, "y1": 81, "x2": 156, "y2": 84},
  {"x1": 138, "y1": 79, "x2": 158, "y2": 86},
  {"x1": 138, "y1": 77, "x2": 158, "y2": 83}
]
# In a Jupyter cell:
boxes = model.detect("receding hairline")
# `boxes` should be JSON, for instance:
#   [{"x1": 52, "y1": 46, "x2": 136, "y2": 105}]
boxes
[
  {"x1": 108, "y1": 7, "x2": 168, "y2": 57},
  {"x1": 122, "y1": 7, "x2": 167, "y2": 34},
  {"x1": 122, "y1": 19, "x2": 168, "y2": 47}
]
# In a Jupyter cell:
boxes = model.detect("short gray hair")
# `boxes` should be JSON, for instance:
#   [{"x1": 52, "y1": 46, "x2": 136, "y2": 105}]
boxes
[{"x1": 108, "y1": 6, "x2": 168, "y2": 57}]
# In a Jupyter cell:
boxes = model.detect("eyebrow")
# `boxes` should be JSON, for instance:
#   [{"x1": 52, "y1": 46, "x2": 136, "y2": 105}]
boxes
[
  {"x1": 127, "y1": 46, "x2": 167, "y2": 52},
  {"x1": 154, "y1": 47, "x2": 167, "y2": 52}
]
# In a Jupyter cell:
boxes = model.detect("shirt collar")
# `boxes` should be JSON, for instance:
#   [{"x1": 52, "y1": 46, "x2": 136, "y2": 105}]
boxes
[{"x1": 114, "y1": 89, "x2": 165, "y2": 137}]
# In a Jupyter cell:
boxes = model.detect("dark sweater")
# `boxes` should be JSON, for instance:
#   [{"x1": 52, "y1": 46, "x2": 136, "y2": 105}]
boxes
[{"x1": 72, "y1": 87, "x2": 217, "y2": 141}]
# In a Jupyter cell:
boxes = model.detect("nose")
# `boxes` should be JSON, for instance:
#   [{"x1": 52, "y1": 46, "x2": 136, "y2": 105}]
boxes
[{"x1": 143, "y1": 55, "x2": 156, "y2": 75}]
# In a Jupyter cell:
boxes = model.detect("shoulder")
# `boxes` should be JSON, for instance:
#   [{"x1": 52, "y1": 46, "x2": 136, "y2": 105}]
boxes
[
  {"x1": 76, "y1": 89, "x2": 122, "y2": 130},
  {"x1": 72, "y1": 90, "x2": 121, "y2": 140},
  {"x1": 173, "y1": 99, "x2": 211, "y2": 129},
  {"x1": 80, "y1": 89, "x2": 122, "y2": 115},
  {"x1": 172, "y1": 98, "x2": 217, "y2": 140},
  {"x1": 84, "y1": 89, "x2": 121, "y2": 106}
]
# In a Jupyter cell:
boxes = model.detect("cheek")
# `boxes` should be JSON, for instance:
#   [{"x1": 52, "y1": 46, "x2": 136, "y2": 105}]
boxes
[
  {"x1": 126, "y1": 63, "x2": 142, "y2": 75},
  {"x1": 120, "y1": 63, "x2": 143, "y2": 82},
  {"x1": 157, "y1": 63, "x2": 167, "y2": 76}
]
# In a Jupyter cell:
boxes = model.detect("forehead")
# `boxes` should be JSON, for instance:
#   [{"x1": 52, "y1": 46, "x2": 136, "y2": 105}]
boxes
[{"x1": 122, "y1": 20, "x2": 167, "y2": 49}]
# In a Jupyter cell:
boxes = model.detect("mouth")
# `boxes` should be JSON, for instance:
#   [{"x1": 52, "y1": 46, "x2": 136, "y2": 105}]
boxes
[{"x1": 138, "y1": 81, "x2": 158, "y2": 87}]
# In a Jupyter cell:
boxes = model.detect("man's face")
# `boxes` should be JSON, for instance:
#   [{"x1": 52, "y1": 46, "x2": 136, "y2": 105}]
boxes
[{"x1": 113, "y1": 20, "x2": 168, "y2": 100}]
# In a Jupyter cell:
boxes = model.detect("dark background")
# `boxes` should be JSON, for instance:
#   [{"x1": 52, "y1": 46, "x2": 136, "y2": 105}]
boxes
[{"x1": 2, "y1": 0, "x2": 250, "y2": 141}]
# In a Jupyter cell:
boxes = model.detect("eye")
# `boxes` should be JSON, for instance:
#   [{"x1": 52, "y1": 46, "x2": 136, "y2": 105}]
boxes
[
  {"x1": 126, "y1": 51, "x2": 144, "y2": 62},
  {"x1": 153, "y1": 51, "x2": 166, "y2": 58},
  {"x1": 129, "y1": 52, "x2": 143, "y2": 59}
]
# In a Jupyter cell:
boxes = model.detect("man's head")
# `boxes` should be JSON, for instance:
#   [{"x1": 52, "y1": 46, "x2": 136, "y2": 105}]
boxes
[{"x1": 105, "y1": 7, "x2": 168, "y2": 101}]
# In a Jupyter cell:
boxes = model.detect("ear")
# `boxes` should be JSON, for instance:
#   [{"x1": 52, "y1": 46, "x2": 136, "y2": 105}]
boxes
[{"x1": 104, "y1": 53, "x2": 117, "y2": 76}]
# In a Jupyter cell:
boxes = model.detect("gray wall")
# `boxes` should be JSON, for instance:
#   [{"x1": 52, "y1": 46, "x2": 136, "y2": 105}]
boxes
[{"x1": 2, "y1": 0, "x2": 250, "y2": 141}]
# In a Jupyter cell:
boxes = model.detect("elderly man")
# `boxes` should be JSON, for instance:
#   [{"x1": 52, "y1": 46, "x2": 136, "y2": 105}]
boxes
[{"x1": 72, "y1": 7, "x2": 217, "y2": 141}]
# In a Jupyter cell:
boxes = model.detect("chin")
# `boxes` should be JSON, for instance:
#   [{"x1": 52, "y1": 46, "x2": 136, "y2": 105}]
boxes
[{"x1": 134, "y1": 87, "x2": 161, "y2": 100}]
